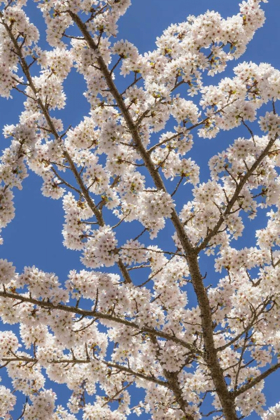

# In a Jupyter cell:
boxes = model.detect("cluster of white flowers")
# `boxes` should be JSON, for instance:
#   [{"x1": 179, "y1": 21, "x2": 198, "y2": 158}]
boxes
[
  {"x1": 151, "y1": 149, "x2": 200, "y2": 184},
  {"x1": 0, "y1": 385, "x2": 16, "y2": 419},
  {"x1": 135, "y1": 190, "x2": 174, "y2": 238},
  {"x1": 0, "y1": 331, "x2": 19, "y2": 359},
  {"x1": 0, "y1": 6, "x2": 37, "y2": 98},
  {"x1": 171, "y1": 97, "x2": 200, "y2": 124},
  {"x1": 62, "y1": 193, "x2": 93, "y2": 251},
  {"x1": 65, "y1": 117, "x2": 98, "y2": 149},
  {"x1": 0, "y1": 62, "x2": 16, "y2": 98},
  {"x1": 82, "y1": 402, "x2": 126, "y2": 420},
  {"x1": 38, "y1": 48, "x2": 73, "y2": 80},
  {"x1": 120, "y1": 240, "x2": 147, "y2": 265},
  {"x1": 18, "y1": 266, "x2": 68, "y2": 304},
  {"x1": 0, "y1": 187, "x2": 15, "y2": 244},
  {"x1": 82, "y1": 225, "x2": 118, "y2": 268},
  {"x1": 260, "y1": 112, "x2": 280, "y2": 138},
  {"x1": 24, "y1": 390, "x2": 56, "y2": 420},
  {"x1": 256, "y1": 210, "x2": 280, "y2": 249},
  {"x1": 113, "y1": 40, "x2": 138, "y2": 60},
  {"x1": 198, "y1": 62, "x2": 280, "y2": 138},
  {"x1": 262, "y1": 403, "x2": 280, "y2": 420},
  {"x1": 2, "y1": 5, "x2": 39, "y2": 45},
  {"x1": 0, "y1": 259, "x2": 15, "y2": 285},
  {"x1": 7, "y1": 356, "x2": 46, "y2": 395}
]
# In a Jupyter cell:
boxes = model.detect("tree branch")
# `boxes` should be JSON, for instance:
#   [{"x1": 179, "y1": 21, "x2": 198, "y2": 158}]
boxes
[{"x1": 68, "y1": 12, "x2": 239, "y2": 419}]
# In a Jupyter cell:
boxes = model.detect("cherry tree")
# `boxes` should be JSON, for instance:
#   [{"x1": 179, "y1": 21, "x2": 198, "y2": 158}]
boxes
[{"x1": 1, "y1": 0, "x2": 280, "y2": 418}]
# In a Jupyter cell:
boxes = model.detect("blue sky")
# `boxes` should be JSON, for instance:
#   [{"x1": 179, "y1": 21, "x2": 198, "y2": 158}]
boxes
[{"x1": 1, "y1": 0, "x2": 280, "y2": 418}]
